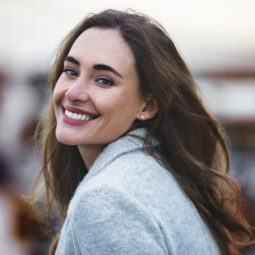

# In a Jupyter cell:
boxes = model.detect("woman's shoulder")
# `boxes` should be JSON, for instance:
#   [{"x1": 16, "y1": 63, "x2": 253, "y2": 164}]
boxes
[
  {"x1": 73, "y1": 128, "x2": 190, "y2": 212},
  {"x1": 73, "y1": 140, "x2": 196, "y2": 224},
  {"x1": 67, "y1": 149, "x2": 220, "y2": 255},
  {"x1": 63, "y1": 129, "x2": 220, "y2": 254}
]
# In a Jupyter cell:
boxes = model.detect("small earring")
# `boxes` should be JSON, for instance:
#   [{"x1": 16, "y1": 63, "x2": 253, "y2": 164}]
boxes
[{"x1": 139, "y1": 115, "x2": 145, "y2": 120}]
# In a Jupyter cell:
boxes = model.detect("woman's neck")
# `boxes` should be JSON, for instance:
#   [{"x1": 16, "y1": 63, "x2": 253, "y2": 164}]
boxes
[{"x1": 78, "y1": 144, "x2": 104, "y2": 169}]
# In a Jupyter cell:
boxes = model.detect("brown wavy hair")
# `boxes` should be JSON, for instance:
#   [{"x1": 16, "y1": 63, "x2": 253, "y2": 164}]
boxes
[{"x1": 34, "y1": 9, "x2": 254, "y2": 254}]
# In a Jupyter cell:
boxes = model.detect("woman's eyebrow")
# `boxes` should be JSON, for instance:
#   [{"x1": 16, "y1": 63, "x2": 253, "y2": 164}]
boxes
[
  {"x1": 64, "y1": 55, "x2": 123, "y2": 78},
  {"x1": 93, "y1": 64, "x2": 123, "y2": 78},
  {"x1": 64, "y1": 56, "x2": 80, "y2": 66}
]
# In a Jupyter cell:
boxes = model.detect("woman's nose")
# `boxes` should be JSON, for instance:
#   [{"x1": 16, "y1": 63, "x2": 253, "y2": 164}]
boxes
[{"x1": 65, "y1": 79, "x2": 89, "y2": 102}]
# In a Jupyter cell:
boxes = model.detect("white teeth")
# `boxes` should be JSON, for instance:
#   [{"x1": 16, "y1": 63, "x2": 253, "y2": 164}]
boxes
[{"x1": 64, "y1": 109, "x2": 93, "y2": 121}]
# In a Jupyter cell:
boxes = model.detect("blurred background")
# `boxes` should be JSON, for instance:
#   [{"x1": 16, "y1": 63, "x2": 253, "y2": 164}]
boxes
[{"x1": 0, "y1": 0, "x2": 254, "y2": 254}]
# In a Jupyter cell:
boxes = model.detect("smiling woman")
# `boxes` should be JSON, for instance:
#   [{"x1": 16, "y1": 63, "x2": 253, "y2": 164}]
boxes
[
  {"x1": 33, "y1": 9, "x2": 254, "y2": 255},
  {"x1": 53, "y1": 27, "x2": 149, "y2": 160}
]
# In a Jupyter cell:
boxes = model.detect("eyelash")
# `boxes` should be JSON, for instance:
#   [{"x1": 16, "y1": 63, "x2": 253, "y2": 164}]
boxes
[{"x1": 63, "y1": 68, "x2": 115, "y2": 87}]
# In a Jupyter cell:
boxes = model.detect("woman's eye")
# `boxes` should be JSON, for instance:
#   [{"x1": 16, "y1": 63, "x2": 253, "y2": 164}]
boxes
[
  {"x1": 63, "y1": 68, "x2": 77, "y2": 77},
  {"x1": 95, "y1": 77, "x2": 114, "y2": 87}
]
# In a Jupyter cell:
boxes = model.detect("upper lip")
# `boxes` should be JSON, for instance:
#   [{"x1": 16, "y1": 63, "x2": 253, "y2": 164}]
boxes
[{"x1": 63, "y1": 105, "x2": 100, "y2": 118}]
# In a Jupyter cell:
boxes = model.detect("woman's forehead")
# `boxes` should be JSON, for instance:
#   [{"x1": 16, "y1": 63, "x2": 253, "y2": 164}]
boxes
[{"x1": 68, "y1": 28, "x2": 136, "y2": 75}]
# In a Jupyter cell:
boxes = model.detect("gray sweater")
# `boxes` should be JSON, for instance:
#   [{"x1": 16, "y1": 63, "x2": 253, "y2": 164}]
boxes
[{"x1": 55, "y1": 128, "x2": 220, "y2": 255}]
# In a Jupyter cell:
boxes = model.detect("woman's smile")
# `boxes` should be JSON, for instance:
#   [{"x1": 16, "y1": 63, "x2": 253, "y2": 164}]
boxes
[{"x1": 62, "y1": 105, "x2": 100, "y2": 126}]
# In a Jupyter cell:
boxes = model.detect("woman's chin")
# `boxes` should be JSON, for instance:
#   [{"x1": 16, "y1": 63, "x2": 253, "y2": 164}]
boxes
[{"x1": 55, "y1": 130, "x2": 78, "y2": 146}]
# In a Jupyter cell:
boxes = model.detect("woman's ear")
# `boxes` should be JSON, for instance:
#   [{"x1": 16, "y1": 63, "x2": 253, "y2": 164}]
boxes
[{"x1": 137, "y1": 97, "x2": 158, "y2": 121}]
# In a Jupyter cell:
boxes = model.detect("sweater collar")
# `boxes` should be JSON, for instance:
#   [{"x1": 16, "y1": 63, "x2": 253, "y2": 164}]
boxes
[{"x1": 85, "y1": 128, "x2": 148, "y2": 179}]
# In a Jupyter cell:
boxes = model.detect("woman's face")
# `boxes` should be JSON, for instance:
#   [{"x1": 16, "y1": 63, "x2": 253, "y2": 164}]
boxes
[{"x1": 53, "y1": 28, "x2": 146, "y2": 148}]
